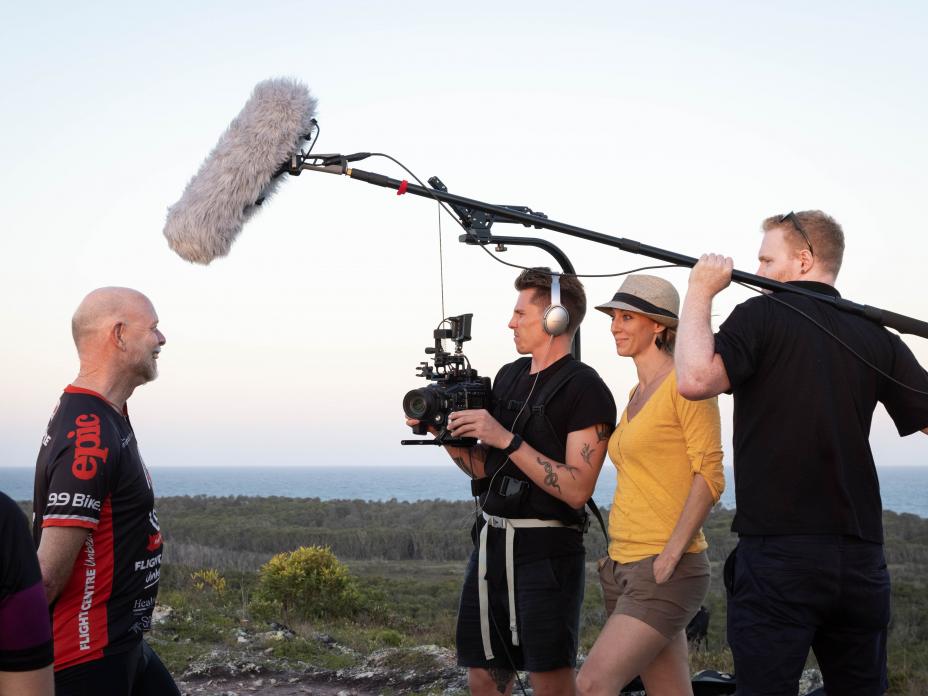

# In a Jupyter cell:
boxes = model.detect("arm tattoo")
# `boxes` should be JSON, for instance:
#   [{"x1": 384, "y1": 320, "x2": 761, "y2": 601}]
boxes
[
  {"x1": 595, "y1": 423, "x2": 613, "y2": 443},
  {"x1": 580, "y1": 442, "x2": 593, "y2": 467},
  {"x1": 537, "y1": 457, "x2": 562, "y2": 493},
  {"x1": 452, "y1": 456, "x2": 474, "y2": 478},
  {"x1": 556, "y1": 460, "x2": 579, "y2": 479}
]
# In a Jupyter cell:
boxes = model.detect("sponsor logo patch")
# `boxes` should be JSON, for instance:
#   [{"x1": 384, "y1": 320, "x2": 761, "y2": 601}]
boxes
[
  {"x1": 134, "y1": 554, "x2": 162, "y2": 572},
  {"x1": 46, "y1": 491, "x2": 101, "y2": 511},
  {"x1": 67, "y1": 414, "x2": 109, "y2": 480},
  {"x1": 132, "y1": 597, "x2": 155, "y2": 615},
  {"x1": 143, "y1": 568, "x2": 160, "y2": 589},
  {"x1": 78, "y1": 535, "x2": 96, "y2": 651}
]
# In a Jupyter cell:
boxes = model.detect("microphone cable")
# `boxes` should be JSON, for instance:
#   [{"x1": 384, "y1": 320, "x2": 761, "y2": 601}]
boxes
[
  {"x1": 735, "y1": 281, "x2": 928, "y2": 396},
  {"x1": 437, "y1": 200, "x2": 447, "y2": 326},
  {"x1": 366, "y1": 153, "x2": 681, "y2": 281},
  {"x1": 362, "y1": 152, "x2": 922, "y2": 684},
  {"x1": 470, "y1": 336, "x2": 553, "y2": 696},
  {"x1": 367, "y1": 152, "x2": 928, "y2": 403}
]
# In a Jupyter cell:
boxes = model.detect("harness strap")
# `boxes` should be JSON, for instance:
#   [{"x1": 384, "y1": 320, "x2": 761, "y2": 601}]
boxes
[{"x1": 477, "y1": 513, "x2": 582, "y2": 660}]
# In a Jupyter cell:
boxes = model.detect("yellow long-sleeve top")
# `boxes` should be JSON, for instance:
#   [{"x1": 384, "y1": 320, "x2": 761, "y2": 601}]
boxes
[{"x1": 607, "y1": 369, "x2": 725, "y2": 563}]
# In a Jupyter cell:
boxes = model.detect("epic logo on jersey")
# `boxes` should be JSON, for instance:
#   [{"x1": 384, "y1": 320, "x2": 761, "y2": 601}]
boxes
[{"x1": 67, "y1": 414, "x2": 109, "y2": 480}]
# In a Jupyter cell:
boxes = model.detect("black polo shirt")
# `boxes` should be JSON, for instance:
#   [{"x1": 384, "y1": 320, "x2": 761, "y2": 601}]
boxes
[{"x1": 714, "y1": 280, "x2": 928, "y2": 543}]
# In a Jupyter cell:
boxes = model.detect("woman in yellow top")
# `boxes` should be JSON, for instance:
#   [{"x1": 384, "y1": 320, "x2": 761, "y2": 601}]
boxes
[{"x1": 576, "y1": 275, "x2": 725, "y2": 696}]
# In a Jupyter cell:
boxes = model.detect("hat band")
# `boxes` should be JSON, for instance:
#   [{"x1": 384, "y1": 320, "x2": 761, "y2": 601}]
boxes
[{"x1": 611, "y1": 292, "x2": 677, "y2": 319}]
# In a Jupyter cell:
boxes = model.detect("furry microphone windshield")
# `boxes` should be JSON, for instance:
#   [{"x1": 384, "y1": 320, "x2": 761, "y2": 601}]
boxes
[{"x1": 163, "y1": 78, "x2": 317, "y2": 264}]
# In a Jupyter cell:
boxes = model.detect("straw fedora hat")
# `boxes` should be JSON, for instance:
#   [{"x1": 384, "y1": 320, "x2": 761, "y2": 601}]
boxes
[{"x1": 595, "y1": 275, "x2": 679, "y2": 327}]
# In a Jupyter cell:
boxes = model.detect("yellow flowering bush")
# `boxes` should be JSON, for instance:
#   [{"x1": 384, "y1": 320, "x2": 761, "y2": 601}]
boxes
[
  {"x1": 190, "y1": 568, "x2": 226, "y2": 596},
  {"x1": 255, "y1": 545, "x2": 360, "y2": 620}
]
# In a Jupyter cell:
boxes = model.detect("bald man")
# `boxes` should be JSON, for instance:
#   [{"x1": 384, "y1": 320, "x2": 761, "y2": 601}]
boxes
[{"x1": 32, "y1": 287, "x2": 180, "y2": 696}]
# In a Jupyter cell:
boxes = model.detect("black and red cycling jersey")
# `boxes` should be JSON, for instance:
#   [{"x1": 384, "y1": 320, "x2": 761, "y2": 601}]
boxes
[{"x1": 32, "y1": 386, "x2": 163, "y2": 671}]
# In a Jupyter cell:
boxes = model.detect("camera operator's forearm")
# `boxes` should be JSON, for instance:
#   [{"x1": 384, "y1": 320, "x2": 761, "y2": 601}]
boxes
[
  {"x1": 443, "y1": 443, "x2": 488, "y2": 479},
  {"x1": 507, "y1": 424, "x2": 608, "y2": 509}
]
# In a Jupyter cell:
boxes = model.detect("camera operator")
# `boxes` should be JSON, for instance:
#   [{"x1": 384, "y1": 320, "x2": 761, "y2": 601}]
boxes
[{"x1": 408, "y1": 268, "x2": 616, "y2": 696}]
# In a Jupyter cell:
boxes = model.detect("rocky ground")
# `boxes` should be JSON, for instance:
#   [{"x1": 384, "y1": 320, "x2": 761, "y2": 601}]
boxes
[
  {"x1": 171, "y1": 641, "x2": 823, "y2": 696},
  {"x1": 173, "y1": 644, "x2": 468, "y2": 696},
  {"x1": 157, "y1": 608, "x2": 824, "y2": 696}
]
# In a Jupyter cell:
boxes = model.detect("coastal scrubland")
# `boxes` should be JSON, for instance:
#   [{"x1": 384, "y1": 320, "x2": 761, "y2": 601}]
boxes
[{"x1": 22, "y1": 497, "x2": 928, "y2": 694}]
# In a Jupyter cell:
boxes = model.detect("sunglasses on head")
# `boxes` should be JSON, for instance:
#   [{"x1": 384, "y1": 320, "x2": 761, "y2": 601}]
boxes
[{"x1": 778, "y1": 211, "x2": 814, "y2": 255}]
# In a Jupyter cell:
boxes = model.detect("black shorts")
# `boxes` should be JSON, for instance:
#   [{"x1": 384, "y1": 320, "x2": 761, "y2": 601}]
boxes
[
  {"x1": 725, "y1": 535, "x2": 890, "y2": 696},
  {"x1": 54, "y1": 640, "x2": 180, "y2": 696},
  {"x1": 456, "y1": 543, "x2": 585, "y2": 673}
]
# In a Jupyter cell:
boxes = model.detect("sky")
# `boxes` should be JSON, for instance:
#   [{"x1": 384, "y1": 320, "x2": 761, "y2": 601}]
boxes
[{"x1": 0, "y1": 1, "x2": 926, "y2": 475}]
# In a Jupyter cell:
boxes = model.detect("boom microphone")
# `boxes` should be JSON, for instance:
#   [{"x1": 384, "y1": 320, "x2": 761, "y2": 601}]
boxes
[{"x1": 163, "y1": 78, "x2": 317, "y2": 264}]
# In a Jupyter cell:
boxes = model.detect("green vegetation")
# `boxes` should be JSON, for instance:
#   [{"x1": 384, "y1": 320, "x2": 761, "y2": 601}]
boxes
[
  {"x1": 255, "y1": 546, "x2": 361, "y2": 621},
  {"x1": 20, "y1": 496, "x2": 928, "y2": 692}
]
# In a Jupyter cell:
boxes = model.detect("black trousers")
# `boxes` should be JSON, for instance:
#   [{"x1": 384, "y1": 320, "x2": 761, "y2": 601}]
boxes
[
  {"x1": 725, "y1": 534, "x2": 890, "y2": 696},
  {"x1": 55, "y1": 640, "x2": 180, "y2": 696}
]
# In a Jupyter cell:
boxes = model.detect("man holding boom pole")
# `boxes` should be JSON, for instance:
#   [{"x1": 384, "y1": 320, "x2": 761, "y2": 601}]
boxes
[{"x1": 675, "y1": 210, "x2": 928, "y2": 695}]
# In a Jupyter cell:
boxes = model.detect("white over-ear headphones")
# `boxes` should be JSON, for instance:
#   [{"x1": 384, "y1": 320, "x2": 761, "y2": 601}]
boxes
[{"x1": 543, "y1": 273, "x2": 570, "y2": 337}]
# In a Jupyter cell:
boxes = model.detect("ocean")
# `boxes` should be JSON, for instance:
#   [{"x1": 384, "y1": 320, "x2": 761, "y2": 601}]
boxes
[{"x1": 2, "y1": 465, "x2": 927, "y2": 518}]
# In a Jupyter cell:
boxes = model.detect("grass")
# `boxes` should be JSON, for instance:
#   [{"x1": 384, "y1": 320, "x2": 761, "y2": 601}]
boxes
[
  {"x1": 154, "y1": 557, "x2": 928, "y2": 692},
  {"x1": 263, "y1": 636, "x2": 357, "y2": 669},
  {"x1": 146, "y1": 502, "x2": 928, "y2": 694}
]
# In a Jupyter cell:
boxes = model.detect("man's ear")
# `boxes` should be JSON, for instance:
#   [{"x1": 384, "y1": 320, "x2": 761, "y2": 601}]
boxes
[
  {"x1": 112, "y1": 321, "x2": 127, "y2": 350},
  {"x1": 798, "y1": 249, "x2": 814, "y2": 274}
]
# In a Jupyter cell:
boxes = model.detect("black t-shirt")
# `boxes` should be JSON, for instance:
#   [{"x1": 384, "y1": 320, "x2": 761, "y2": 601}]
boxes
[
  {"x1": 32, "y1": 386, "x2": 163, "y2": 671},
  {"x1": 0, "y1": 492, "x2": 54, "y2": 672},
  {"x1": 714, "y1": 281, "x2": 928, "y2": 542},
  {"x1": 481, "y1": 354, "x2": 616, "y2": 560}
]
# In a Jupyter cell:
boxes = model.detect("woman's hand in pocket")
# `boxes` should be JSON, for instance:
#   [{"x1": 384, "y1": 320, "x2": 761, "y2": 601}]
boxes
[{"x1": 652, "y1": 550, "x2": 680, "y2": 584}]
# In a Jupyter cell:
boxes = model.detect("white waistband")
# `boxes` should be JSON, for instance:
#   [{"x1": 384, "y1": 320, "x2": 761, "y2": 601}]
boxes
[{"x1": 477, "y1": 512, "x2": 577, "y2": 660}]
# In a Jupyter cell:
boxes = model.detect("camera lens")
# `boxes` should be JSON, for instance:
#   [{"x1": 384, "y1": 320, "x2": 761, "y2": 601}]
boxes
[
  {"x1": 403, "y1": 387, "x2": 439, "y2": 420},
  {"x1": 408, "y1": 396, "x2": 427, "y2": 417}
]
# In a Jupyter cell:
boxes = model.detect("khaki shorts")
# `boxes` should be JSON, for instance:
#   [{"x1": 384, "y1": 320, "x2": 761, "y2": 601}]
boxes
[{"x1": 598, "y1": 551, "x2": 710, "y2": 639}]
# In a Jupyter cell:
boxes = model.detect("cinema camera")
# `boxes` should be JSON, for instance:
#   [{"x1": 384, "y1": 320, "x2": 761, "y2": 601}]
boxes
[{"x1": 401, "y1": 314, "x2": 492, "y2": 448}]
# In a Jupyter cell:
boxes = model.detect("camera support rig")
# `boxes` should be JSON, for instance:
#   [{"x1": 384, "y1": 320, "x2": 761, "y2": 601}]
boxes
[
  {"x1": 401, "y1": 313, "x2": 492, "y2": 448},
  {"x1": 428, "y1": 175, "x2": 582, "y2": 361},
  {"x1": 417, "y1": 313, "x2": 473, "y2": 383},
  {"x1": 293, "y1": 152, "x2": 928, "y2": 339}
]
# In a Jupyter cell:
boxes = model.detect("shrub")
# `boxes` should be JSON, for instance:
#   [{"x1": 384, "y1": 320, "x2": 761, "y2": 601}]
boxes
[
  {"x1": 373, "y1": 628, "x2": 404, "y2": 647},
  {"x1": 190, "y1": 568, "x2": 226, "y2": 596},
  {"x1": 255, "y1": 546, "x2": 360, "y2": 621}
]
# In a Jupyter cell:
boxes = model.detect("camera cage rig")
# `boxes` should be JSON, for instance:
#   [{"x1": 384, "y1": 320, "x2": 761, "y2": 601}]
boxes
[
  {"x1": 419, "y1": 313, "x2": 475, "y2": 381},
  {"x1": 401, "y1": 313, "x2": 492, "y2": 448},
  {"x1": 398, "y1": 177, "x2": 585, "y2": 450}
]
